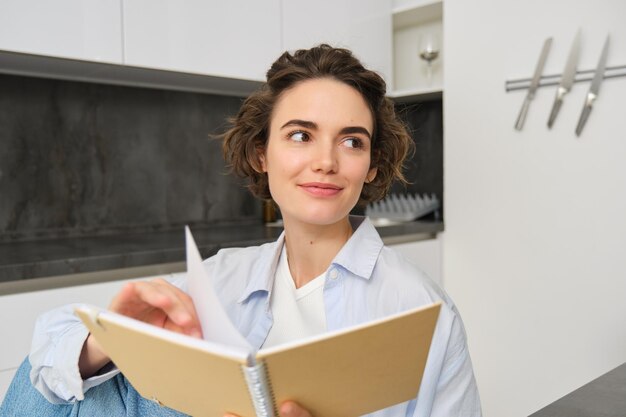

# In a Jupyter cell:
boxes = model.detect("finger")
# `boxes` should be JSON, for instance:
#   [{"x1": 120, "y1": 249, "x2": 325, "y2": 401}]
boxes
[
  {"x1": 127, "y1": 280, "x2": 188, "y2": 322},
  {"x1": 110, "y1": 280, "x2": 202, "y2": 338},
  {"x1": 108, "y1": 282, "x2": 154, "y2": 315},
  {"x1": 149, "y1": 279, "x2": 203, "y2": 333},
  {"x1": 161, "y1": 312, "x2": 203, "y2": 339},
  {"x1": 279, "y1": 401, "x2": 312, "y2": 417},
  {"x1": 109, "y1": 281, "x2": 168, "y2": 315}
]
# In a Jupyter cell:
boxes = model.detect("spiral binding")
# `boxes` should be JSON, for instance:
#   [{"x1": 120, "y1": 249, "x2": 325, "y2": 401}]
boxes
[{"x1": 242, "y1": 361, "x2": 277, "y2": 417}]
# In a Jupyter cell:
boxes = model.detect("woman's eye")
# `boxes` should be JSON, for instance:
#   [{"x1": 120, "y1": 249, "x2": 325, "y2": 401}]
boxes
[
  {"x1": 288, "y1": 131, "x2": 309, "y2": 142},
  {"x1": 343, "y1": 137, "x2": 364, "y2": 149}
]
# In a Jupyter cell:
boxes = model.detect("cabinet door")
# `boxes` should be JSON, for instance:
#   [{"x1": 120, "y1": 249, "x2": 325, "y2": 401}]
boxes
[
  {"x1": 123, "y1": 0, "x2": 282, "y2": 81},
  {"x1": 390, "y1": 236, "x2": 442, "y2": 286},
  {"x1": 0, "y1": 0, "x2": 122, "y2": 63},
  {"x1": 281, "y1": 0, "x2": 392, "y2": 86}
]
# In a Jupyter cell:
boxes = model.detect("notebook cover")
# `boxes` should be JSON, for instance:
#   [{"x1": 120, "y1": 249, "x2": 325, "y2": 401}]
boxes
[
  {"x1": 257, "y1": 302, "x2": 441, "y2": 417},
  {"x1": 77, "y1": 300, "x2": 440, "y2": 417},
  {"x1": 76, "y1": 307, "x2": 256, "y2": 417}
]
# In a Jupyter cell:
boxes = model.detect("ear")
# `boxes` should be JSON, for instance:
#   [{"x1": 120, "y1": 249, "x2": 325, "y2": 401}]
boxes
[
  {"x1": 365, "y1": 167, "x2": 377, "y2": 183},
  {"x1": 257, "y1": 147, "x2": 267, "y2": 173}
]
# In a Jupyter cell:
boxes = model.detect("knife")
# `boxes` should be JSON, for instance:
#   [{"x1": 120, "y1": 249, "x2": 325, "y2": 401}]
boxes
[
  {"x1": 547, "y1": 30, "x2": 582, "y2": 128},
  {"x1": 515, "y1": 37, "x2": 553, "y2": 131},
  {"x1": 575, "y1": 35, "x2": 610, "y2": 137}
]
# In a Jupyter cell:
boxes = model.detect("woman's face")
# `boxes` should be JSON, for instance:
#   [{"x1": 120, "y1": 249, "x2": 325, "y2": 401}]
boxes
[{"x1": 261, "y1": 77, "x2": 376, "y2": 228}]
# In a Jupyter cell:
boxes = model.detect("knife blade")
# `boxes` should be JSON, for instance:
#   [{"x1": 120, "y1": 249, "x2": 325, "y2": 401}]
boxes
[
  {"x1": 575, "y1": 35, "x2": 610, "y2": 137},
  {"x1": 515, "y1": 37, "x2": 553, "y2": 131},
  {"x1": 547, "y1": 30, "x2": 581, "y2": 128}
]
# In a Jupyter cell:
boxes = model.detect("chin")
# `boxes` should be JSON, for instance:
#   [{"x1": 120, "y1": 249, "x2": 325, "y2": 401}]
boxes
[{"x1": 289, "y1": 208, "x2": 353, "y2": 227}]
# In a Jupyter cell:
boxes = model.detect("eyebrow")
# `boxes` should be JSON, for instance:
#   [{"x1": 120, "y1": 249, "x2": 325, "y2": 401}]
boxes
[{"x1": 280, "y1": 119, "x2": 371, "y2": 139}]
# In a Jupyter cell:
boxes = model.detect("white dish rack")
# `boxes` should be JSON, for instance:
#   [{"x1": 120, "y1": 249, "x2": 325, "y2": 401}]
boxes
[{"x1": 365, "y1": 193, "x2": 439, "y2": 224}]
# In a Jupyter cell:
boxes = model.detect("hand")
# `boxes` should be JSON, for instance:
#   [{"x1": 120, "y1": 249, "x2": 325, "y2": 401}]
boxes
[
  {"x1": 109, "y1": 278, "x2": 203, "y2": 338},
  {"x1": 224, "y1": 401, "x2": 312, "y2": 417},
  {"x1": 79, "y1": 278, "x2": 203, "y2": 378}
]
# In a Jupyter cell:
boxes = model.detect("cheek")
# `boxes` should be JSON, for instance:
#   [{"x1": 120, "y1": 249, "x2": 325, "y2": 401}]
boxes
[
  {"x1": 349, "y1": 158, "x2": 374, "y2": 183},
  {"x1": 265, "y1": 156, "x2": 296, "y2": 194},
  {"x1": 266, "y1": 150, "x2": 306, "y2": 176}
]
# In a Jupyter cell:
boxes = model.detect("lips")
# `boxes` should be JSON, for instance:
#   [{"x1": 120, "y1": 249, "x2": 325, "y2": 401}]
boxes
[{"x1": 299, "y1": 182, "x2": 343, "y2": 197}]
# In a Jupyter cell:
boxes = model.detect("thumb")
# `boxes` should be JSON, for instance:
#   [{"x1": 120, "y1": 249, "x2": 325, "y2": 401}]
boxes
[{"x1": 279, "y1": 401, "x2": 312, "y2": 417}]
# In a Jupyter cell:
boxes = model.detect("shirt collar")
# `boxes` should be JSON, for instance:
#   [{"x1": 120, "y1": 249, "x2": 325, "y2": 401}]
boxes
[
  {"x1": 332, "y1": 216, "x2": 383, "y2": 280},
  {"x1": 236, "y1": 215, "x2": 383, "y2": 303},
  {"x1": 237, "y1": 232, "x2": 285, "y2": 304}
]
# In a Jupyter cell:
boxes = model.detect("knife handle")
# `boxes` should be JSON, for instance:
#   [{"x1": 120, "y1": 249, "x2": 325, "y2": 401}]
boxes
[
  {"x1": 515, "y1": 96, "x2": 532, "y2": 131},
  {"x1": 575, "y1": 93, "x2": 597, "y2": 137},
  {"x1": 547, "y1": 87, "x2": 568, "y2": 129},
  {"x1": 575, "y1": 105, "x2": 593, "y2": 137},
  {"x1": 547, "y1": 98, "x2": 563, "y2": 129}
]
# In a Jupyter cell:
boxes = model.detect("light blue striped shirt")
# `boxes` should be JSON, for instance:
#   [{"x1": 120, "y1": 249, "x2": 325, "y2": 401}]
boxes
[{"x1": 30, "y1": 216, "x2": 482, "y2": 416}]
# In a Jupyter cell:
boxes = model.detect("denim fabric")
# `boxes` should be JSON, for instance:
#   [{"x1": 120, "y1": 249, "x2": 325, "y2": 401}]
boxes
[{"x1": 1, "y1": 357, "x2": 188, "y2": 417}]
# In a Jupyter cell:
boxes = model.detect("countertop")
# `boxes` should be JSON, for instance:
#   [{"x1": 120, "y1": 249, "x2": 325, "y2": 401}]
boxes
[
  {"x1": 0, "y1": 219, "x2": 443, "y2": 294},
  {"x1": 528, "y1": 362, "x2": 626, "y2": 417}
]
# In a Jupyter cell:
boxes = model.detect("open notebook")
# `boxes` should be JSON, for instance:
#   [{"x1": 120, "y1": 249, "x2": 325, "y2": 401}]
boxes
[{"x1": 76, "y1": 227, "x2": 441, "y2": 417}]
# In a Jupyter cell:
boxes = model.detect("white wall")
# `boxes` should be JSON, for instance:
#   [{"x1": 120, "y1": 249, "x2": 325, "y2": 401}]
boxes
[
  {"x1": 443, "y1": 0, "x2": 626, "y2": 416},
  {"x1": 391, "y1": 238, "x2": 442, "y2": 286}
]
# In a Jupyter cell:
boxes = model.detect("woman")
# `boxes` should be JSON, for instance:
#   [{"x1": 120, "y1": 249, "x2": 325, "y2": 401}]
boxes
[{"x1": 1, "y1": 45, "x2": 481, "y2": 416}]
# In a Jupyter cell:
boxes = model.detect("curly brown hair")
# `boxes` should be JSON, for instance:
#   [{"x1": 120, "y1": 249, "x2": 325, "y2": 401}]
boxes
[{"x1": 222, "y1": 44, "x2": 413, "y2": 204}]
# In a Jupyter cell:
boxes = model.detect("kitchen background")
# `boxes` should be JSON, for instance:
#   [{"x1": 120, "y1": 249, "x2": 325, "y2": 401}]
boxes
[
  {"x1": 1, "y1": 0, "x2": 625, "y2": 416},
  {"x1": 445, "y1": 0, "x2": 626, "y2": 415},
  {"x1": 0, "y1": 73, "x2": 442, "y2": 243}
]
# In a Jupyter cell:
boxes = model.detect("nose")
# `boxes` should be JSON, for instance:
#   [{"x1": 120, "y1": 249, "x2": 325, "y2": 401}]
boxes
[{"x1": 311, "y1": 140, "x2": 338, "y2": 174}]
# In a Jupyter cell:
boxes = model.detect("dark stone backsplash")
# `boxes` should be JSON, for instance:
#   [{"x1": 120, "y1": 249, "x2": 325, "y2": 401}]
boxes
[
  {"x1": 0, "y1": 73, "x2": 443, "y2": 244},
  {"x1": 389, "y1": 100, "x2": 444, "y2": 213},
  {"x1": 0, "y1": 73, "x2": 260, "y2": 242}
]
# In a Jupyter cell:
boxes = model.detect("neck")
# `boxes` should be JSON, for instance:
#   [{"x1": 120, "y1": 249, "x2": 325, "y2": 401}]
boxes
[{"x1": 282, "y1": 217, "x2": 353, "y2": 288}]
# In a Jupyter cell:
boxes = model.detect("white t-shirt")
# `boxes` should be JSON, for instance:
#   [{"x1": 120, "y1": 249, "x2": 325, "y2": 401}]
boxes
[{"x1": 263, "y1": 245, "x2": 327, "y2": 348}]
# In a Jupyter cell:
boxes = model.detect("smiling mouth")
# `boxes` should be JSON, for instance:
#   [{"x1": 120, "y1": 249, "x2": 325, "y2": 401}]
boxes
[{"x1": 299, "y1": 182, "x2": 343, "y2": 197}]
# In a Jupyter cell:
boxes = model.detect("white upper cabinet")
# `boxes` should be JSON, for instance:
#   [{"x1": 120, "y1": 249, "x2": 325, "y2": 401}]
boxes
[
  {"x1": 390, "y1": 0, "x2": 443, "y2": 100},
  {"x1": 0, "y1": 1, "x2": 396, "y2": 93},
  {"x1": 281, "y1": 0, "x2": 393, "y2": 87},
  {"x1": 122, "y1": 0, "x2": 282, "y2": 81},
  {"x1": 0, "y1": 0, "x2": 123, "y2": 63}
]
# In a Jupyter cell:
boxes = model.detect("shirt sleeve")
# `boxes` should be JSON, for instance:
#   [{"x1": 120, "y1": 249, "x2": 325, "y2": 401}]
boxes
[
  {"x1": 28, "y1": 272, "x2": 188, "y2": 404},
  {"x1": 413, "y1": 303, "x2": 483, "y2": 417},
  {"x1": 28, "y1": 303, "x2": 120, "y2": 403}
]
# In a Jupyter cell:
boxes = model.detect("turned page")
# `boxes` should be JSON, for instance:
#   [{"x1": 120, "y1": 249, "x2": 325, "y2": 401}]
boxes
[{"x1": 185, "y1": 226, "x2": 251, "y2": 351}]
